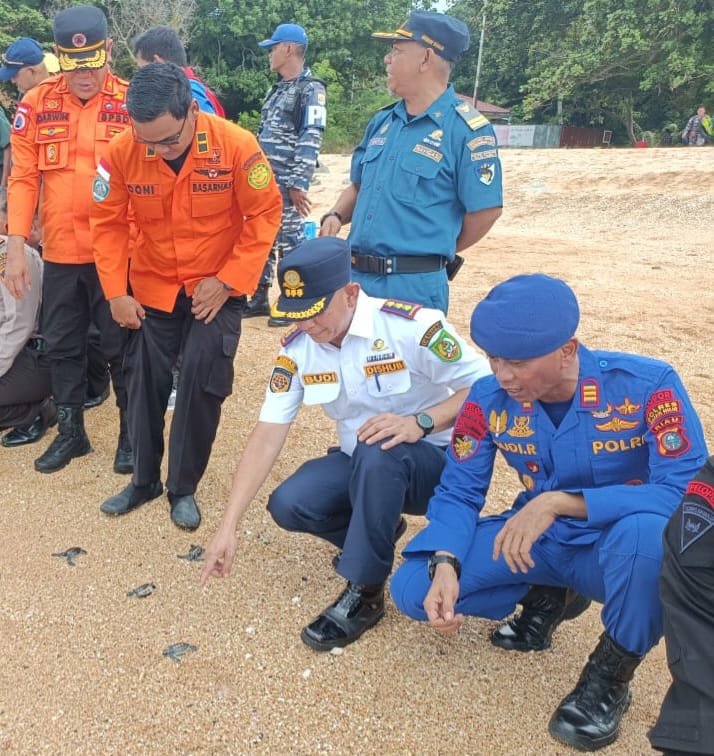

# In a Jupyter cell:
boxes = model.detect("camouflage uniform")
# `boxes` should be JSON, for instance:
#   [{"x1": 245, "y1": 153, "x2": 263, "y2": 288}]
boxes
[{"x1": 257, "y1": 68, "x2": 326, "y2": 285}]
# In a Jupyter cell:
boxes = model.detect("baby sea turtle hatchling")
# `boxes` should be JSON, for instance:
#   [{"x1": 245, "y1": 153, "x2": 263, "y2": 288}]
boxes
[
  {"x1": 51, "y1": 547, "x2": 87, "y2": 567},
  {"x1": 162, "y1": 643, "x2": 198, "y2": 662},
  {"x1": 177, "y1": 544, "x2": 204, "y2": 561},
  {"x1": 126, "y1": 583, "x2": 156, "y2": 598}
]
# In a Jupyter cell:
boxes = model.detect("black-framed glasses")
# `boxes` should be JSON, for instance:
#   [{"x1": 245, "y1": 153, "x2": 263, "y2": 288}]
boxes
[{"x1": 131, "y1": 114, "x2": 188, "y2": 147}]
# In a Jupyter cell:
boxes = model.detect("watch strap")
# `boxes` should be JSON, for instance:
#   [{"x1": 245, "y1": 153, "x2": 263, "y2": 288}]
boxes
[{"x1": 428, "y1": 554, "x2": 461, "y2": 580}]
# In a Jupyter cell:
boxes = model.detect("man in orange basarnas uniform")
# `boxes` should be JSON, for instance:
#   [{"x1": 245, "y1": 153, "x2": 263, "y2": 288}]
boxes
[
  {"x1": 4, "y1": 5, "x2": 133, "y2": 474},
  {"x1": 90, "y1": 63, "x2": 282, "y2": 530}
]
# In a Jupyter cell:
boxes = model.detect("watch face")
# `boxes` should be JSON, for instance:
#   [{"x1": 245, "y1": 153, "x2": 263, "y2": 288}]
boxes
[{"x1": 417, "y1": 413, "x2": 434, "y2": 433}]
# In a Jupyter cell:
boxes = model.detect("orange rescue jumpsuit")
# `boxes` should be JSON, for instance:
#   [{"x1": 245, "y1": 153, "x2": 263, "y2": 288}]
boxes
[
  {"x1": 7, "y1": 70, "x2": 130, "y2": 410},
  {"x1": 90, "y1": 112, "x2": 282, "y2": 496}
]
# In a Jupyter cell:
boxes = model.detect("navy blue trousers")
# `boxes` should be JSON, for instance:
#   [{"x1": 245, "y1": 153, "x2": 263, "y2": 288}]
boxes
[
  {"x1": 391, "y1": 511, "x2": 667, "y2": 655},
  {"x1": 267, "y1": 439, "x2": 446, "y2": 585}
]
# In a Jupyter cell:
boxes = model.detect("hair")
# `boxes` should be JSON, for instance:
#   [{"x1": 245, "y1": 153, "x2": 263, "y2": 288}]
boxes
[
  {"x1": 132, "y1": 26, "x2": 188, "y2": 67},
  {"x1": 292, "y1": 43, "x2": 307, "y2": 59},
  {"x1": 127, "y1": 62, "x2": 192, "y2": 122}
]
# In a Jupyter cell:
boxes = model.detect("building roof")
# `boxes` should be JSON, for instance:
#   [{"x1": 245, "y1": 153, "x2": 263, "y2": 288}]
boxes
[{"x1": 456, "y1": 93, "x2": 511, "y2": 122}]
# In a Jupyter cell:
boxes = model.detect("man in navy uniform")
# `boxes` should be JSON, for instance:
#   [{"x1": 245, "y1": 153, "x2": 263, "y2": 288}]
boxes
[
  {"x1": 319, "y1": 11, "x2": 502, "y2": 314},
  {"x1": 201, "y1": 236, "x2": 489, "y2": 651},
  {"x1": 391, "y1": 274, "x2": 707, "y2": 752},
  {"x1": 244, "y1": 23, "x2": 326, "y2": 326}
]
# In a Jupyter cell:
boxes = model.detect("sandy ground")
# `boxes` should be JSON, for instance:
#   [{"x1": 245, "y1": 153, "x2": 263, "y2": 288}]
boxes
[{"x1": 1, "y1": 146, "x2": 712, "y2": 755}]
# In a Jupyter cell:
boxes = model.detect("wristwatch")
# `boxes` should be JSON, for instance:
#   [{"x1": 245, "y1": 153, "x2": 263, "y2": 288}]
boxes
[
  {"x1": 319, "y1": 210, "x2": 343, "y2": 226},
  {"x1": 415, "y1": 412, "x2": 435, "y2": 437},
  {"x1": 428, "y1": 554, "x2": 461, "y2": 580}
]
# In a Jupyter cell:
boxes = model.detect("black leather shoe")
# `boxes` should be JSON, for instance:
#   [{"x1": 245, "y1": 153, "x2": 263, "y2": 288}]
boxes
[
  {"x1": 491, "y1": 586, "x2": 591, "y2": 651},
  {"x1": 301, "y1": 582, "x2": 385, "y2": 652},
  {"x1": 169, "y1": 493, "x2": 201, "y2": 530},
  {"x1": 100, "y1": 481, "x2": 163, "y2": 516},
  {"x1": 83, "y1": 385, "x2": 110, "y2": 410},
  {"x1": 1, "y1": 399, "x2": 57, "y2": 447},
  {"x1": 332, "y1": 516, "x2": 407, "y2": 571},
  {"x1": 549, "y1": 633, "x2": 642, "y2": 751}
]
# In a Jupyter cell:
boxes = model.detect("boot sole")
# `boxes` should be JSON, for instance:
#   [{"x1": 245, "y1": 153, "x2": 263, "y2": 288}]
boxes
[{"x1": 34, "y1": 443, "x2": 93, "y2": 474}]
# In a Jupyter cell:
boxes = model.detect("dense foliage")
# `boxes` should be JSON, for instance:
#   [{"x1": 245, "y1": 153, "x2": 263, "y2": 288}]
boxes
[{"x1": 2, "y1": 0, "x2": 713, "y2": 145}]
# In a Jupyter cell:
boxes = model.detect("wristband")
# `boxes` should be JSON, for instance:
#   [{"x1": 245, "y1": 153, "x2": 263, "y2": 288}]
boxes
[{"x1": 319, "y1": 210, "x2": 343, "y2": 226}]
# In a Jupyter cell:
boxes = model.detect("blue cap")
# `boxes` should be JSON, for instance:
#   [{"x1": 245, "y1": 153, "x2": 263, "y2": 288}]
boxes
[
  {"x1": 470, "y1": 274, "x2": 580, "y2": 359},
  {"x1": 277, "y1": 237, "x2": 352, "y2": 320},
  {"x1": 258, "y1": 23, "x2": 308, "y2": 48},
  {"x1": 0, "y1": 38, "x2": 44, "y2": 80},
  {"x1": 372, "y1": 11, "x2": 470, "y2": 62}
]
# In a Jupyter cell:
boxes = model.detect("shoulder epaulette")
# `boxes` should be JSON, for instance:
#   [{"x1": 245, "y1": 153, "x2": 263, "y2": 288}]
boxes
[
  {"x1": 281, "y1": 326, "x2": 305, "y2": 347},
  {"x1": 380, "y1": 299, "x2": 422, "y2": 319},
  {"x1": 454, "y1": 101, "x2": 489, "y2": 130},
  {"x1": 377, "y1": 100, "x2": 399, "y2": 113}
]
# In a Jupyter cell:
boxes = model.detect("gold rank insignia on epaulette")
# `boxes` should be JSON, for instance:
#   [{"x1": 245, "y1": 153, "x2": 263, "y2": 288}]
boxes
[
  {"x1": 281, "y1": 326, "x2": 305, "y2": 347},
  {"x1": 196, "y1": 131, "x2": 209, "y2": 154},
  {"x1": 380, "y1": 299, "x2": 422, "y2": 319},
  {"x1": 454, "y1": 101, "x2": 489, "y2": 130}
]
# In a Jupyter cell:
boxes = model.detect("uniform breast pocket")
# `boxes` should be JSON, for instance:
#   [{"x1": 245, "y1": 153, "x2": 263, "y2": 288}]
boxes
[
  {"x1": 191, "y1": 191, "x2": 233, "y2": 218},
  {"x1": 36, "y1": 132, "x2": 70, "y2": 171},
  {"x1": 364, "y1": 365, "x2": 411, "y2": 402},
  {"x1": 358, "y1": 145, "x2": 384, "y2": 189},
  {"x1": 302, "y1": 381, "x2": 341, "y2": 406},
  {"x1": 393, "y1": 154, "x2": 442, "y2": 206},
  {"x1": 130, "y1": 195, "x2": 164, "y2": 220}
]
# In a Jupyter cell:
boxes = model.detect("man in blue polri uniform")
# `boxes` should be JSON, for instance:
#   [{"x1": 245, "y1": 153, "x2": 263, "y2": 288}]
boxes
[{"x1": 391, "y1": 273, "x2": 708, "y2": 752}]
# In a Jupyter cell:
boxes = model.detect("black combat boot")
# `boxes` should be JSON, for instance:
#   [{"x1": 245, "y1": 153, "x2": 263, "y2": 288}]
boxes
[
  {"x1": 34, "y1": 405, "x2": 92, "y2": 473},
  {"x1": 549, "y1": 633, "x2": 643, "y2": 751},
  {"x1": 491, "y1": 585, "x2": 591, "y2": 651},
  {"x1": 243, "y1": 284, "x2": 270, "y2": 318},
  {"x1": 113, "y1": 410, "x2": 133, "y2": 474}
]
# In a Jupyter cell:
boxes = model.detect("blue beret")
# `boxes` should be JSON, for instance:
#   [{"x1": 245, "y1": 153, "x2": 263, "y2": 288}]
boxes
[
  {"x1": 277, "y1": 237, "x2": 352, "y2": 321},
  {"x1": 470, "y1": 274, "x2": 580, "y2": 359},
  {"x1": 372, "y1": 11, "x2": 470, "y2": 62}
]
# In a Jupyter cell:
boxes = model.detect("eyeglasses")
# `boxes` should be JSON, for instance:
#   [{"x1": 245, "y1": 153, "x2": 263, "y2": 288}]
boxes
[{"x1": 131, "y1": 114, "x2": 188, "y2": 147}]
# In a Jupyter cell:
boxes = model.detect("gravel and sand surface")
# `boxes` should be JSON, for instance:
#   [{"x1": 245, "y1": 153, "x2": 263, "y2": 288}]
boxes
[{"x1": 1, "y1": 146, "x2": 712, "y2": 754}]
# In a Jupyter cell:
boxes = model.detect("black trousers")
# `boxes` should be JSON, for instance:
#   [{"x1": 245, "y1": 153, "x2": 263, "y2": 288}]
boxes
[
  {"x1": 41, "y1": 261, "x2": 126, "y2": 409},
  {"x1": 125, "y1": 290, "x2": 244, "y2": 496},
  {"x1": 0, "y1": 346, "x2": 51, "y2": 428},
  {"x1": 649, "y1": 456, "x2": 714, "y2": 755}
]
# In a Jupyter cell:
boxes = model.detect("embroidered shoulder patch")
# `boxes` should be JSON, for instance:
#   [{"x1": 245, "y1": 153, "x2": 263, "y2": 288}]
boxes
[
  {"x1": 645, "y1": 388, "x2": 692, "y2": 458},
  {"x1": 428, "y1": 329, "x2": 462, "y2": 362},
  {"x1": 380, "y1": 299, "x2": 422, "y2": 319},
  {"x1": 450, "y1": 401, "x2": 488, "y2": 462},
  {"x1": 419, "y1": 320, "x2": 443, "y2": 347},
  {"x1": 12, "y1": 103, "x2": 32, "y2": 136}
]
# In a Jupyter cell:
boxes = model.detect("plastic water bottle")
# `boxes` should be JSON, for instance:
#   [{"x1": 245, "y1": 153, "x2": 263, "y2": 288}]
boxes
[{"x1": 303, "y1": 220, "x2": 318, "y2": 240}]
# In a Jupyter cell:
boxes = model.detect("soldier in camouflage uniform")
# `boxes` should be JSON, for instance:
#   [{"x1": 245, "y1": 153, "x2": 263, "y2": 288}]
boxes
[{"x1": 244, "y1": 24, "x2": 326, "y2": 326}]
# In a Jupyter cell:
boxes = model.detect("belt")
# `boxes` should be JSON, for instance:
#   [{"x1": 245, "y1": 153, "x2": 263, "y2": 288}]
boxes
[
  {"x1": 350, "y1": 252, "x2": 446, "y2": 275},
  {"x1": 26, "y1": 337, "x2": 46, "y2": 352}
]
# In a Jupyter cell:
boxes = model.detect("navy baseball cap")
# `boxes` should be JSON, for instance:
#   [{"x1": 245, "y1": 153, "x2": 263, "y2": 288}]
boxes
[
  {"x1": 53, "y1": 5, "x2": 108, "y2": 72},
  {"x1": 0, "y1": 38, "x2": 44, "y2": 80},
  {"x1": 258, "y1": 24, "x2": 308, "y2": 48},
  {"x1": 277, "y1": 237, "x2": 352, "y2": 320},
  {"x1": 372, "y1": 11, "x2": 470, "y2": 62},
  {"x1": 470, "y1": 274, "x2": 580, "y2": 359}
]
